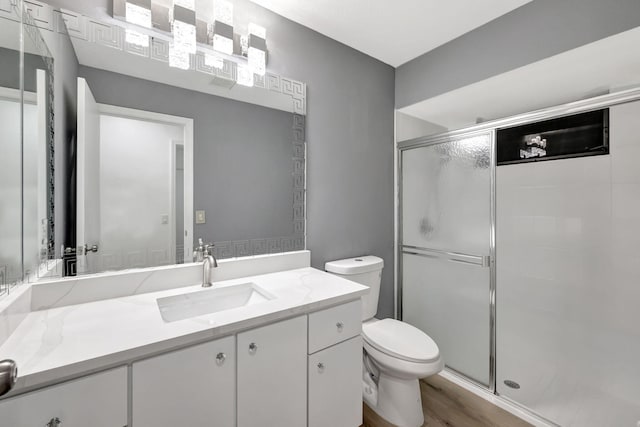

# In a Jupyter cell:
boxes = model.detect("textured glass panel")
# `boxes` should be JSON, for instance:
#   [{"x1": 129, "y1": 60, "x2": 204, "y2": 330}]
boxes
[
  {"x1": 496, "y1": 103, "x2": 640, "y2": 426},
  {"x1": 402, "y1": 134, "x2": 491, "y2": 254},
  {"x1": 403, "y1": 253, "x2": 490, "y2": 385}
]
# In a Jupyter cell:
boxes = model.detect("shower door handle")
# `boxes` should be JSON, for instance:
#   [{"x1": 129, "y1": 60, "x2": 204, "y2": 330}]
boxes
[{"x1": 402, "y1": 245, "x2": 490, "y2": 267}]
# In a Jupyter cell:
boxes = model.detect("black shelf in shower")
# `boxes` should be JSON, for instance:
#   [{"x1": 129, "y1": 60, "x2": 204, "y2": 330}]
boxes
[{"x1": 496, "y1": 109, "x2": 609, "y2": 165}]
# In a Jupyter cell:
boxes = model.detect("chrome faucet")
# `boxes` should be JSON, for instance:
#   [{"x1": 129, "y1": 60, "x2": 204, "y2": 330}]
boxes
[{"x1": 202, "y1": 254, "x2": 218, "y2": 287}]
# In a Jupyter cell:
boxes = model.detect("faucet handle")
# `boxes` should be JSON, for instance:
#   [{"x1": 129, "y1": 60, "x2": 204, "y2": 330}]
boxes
[{"x1": 204, "y1": 242, "x2": 215, "y2": 256}]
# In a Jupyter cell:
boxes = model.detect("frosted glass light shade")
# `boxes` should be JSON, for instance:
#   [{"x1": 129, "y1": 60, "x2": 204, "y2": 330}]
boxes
[
  {"x1": 125, "y1": 29, "x2": 149, "y2": 47},
  {"x1": 247, "y1": 23, "x2": 267, "y2": 75},
  {"x1": 248, "y1": 47, "x2": 265, "y2": 76},
  {"x1": 169, "y1": 45, "x2": 190, "y2": 70},
  {"x1": 248, "y1": 23, "x2": 266, "y2": 39},
  {"x1": 237, "y1": 64, "x2": 254, "y2": 87},
  {"x1": 213, "y1": 0, "x2": 233, "y2": 26},
  {"x1": 205, "y1": 53, "x2": 224, "y2": 69},
  {"x1": 125, "y1": 2, "x2": 151, "y2": 28},
  {"x1": 173, "y1": 19, "x2": 197, "y2": 53},
  {"x1": 213, "y1": 33, "x2": 233, "y2": 55}
]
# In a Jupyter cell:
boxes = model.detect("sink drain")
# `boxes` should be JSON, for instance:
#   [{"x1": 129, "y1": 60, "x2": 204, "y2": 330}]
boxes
[{"x1": 504, "y1": 380, "x2": 521, "y2": 389}]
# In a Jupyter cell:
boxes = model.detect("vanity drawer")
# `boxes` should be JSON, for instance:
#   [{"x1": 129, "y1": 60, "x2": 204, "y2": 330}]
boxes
[{"x1": 308, "y1": 299, "x2": 361, "y2": 354}]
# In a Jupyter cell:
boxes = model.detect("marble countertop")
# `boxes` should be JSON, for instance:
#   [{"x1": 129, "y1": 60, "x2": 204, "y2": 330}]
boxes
[{"x1": 0, "y1": 267, "x2": 368, "y2": 396}]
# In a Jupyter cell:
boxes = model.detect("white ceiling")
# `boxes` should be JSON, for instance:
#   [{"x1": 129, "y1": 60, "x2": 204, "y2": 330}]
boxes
[
  {"x1": 398, "y1": 26, "x2": 640, "y2": 132},
  {"x1": 249, "y1": 0, "x2": 532, "y2": 67}
]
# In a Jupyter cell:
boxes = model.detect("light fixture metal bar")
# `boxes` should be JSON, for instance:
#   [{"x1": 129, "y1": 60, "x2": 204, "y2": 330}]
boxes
[
  {"x1": 248, "y1": 33, "x2": 266, "y2": 51},
  {"x1": 173, "y1": 4, "x2": 195, "y2": 26}
]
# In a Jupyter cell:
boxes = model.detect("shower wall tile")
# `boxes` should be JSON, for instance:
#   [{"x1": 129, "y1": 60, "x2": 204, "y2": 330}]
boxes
[{"x1": 496, "y1": 100, "x2": 640, "y2": 427}]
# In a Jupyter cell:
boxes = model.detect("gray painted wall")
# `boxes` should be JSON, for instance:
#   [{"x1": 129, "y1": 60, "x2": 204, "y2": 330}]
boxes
[
  {"x1": 240, "y1": 2, "x2": 396, "y2": 318},
  {"x1": 0, "y1": 47, "x2": 46, "y2": 92},
  {"x1": 396, "y1": 0, "x2": 640, "y2": 108},
  {"x1": 79, "y1": 65, "x2": 295, "y2": 243},
  {"x1": 42, "y1": 0, "x2": 396, "y2": 317}
]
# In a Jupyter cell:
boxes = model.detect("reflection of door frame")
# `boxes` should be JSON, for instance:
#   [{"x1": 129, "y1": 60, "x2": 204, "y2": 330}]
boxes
[
  {"x1": 97, "y1": 104, "x2": 194, "y2": 264},
  {"x1": 169, "y1": 140, "x2": 184, "y2": 264}
]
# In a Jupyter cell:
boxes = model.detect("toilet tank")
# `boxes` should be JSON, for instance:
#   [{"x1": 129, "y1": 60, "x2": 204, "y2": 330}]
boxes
[{"x1": 325, "y1": 256, "x2": 384, "y2": 321}]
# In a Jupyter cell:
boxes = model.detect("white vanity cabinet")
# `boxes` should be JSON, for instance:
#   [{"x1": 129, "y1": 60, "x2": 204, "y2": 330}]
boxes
[
  {"x1": 237, "y1": 315, "x2": 308, "y2": 427},
  {"x1": 308, "y1": 336, "x2": 363, "y2": 427},
  {"x1": 132, "y1": 335, "x2": 236, "y2": 427},
  {"x1": 307, "y1": 300, "x2": 363, "y2": 427},
  {"x1": 0, "y1": 300, "x2": 364, "y2": 427},
  {"x1": 0, "y1": 367, "x2": 127, "y2": 427}
]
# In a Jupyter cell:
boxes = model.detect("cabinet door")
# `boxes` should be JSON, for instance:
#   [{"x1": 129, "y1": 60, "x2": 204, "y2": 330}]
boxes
[
  {"x1": 308, "y1": 336, "x2": 362, "y2": 427},
  {"x1": 0, "y1": 367, "x2": 127, "y2": 427},
  {"x1": 132, "y1": 335, "x2": 235, "y2": 427},
  {"x1": 237, "y1": 315, "x2": 307, "y2": 427}
]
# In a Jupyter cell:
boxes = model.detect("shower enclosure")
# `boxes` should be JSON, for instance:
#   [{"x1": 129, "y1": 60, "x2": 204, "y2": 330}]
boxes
[{"x1": 398, "y1": 89, "x2": 640, "y2": 426}]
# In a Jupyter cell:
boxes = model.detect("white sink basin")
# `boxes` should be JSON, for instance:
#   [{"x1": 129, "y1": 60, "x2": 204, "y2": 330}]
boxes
[{"x1": 157, "y1": 282, "x2": 274, "y2": 322}]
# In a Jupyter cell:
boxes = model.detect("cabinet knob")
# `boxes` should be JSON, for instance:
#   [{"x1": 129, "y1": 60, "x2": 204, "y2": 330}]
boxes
[
  {"x1": 336, "y1": 322, "x2": 344, "y2": 332},
  {"x1": 317, "y1": 362, "x2": 325, "y2": 373},
  {"x1": 216, "y1": 352, "x2": 226, "y2": 365},
  {"x1": 0, "y1": 359, "x2": 17, "y2": 397},
  {"x1": 248, "y1": 342, "x2": 258, "y2": 355}
]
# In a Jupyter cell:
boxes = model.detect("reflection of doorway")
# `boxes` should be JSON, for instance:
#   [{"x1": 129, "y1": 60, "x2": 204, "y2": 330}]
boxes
[
  {"x1": 76, "y1": 78, "x2": 193, "y2": 274},
  {"x1": 99, "y1": 115, "x2": 183, "y2": 269}
]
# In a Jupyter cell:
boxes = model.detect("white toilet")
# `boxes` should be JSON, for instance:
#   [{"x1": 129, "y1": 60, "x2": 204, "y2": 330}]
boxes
[{"x1": 325, "y1": 256, "x2": 443, "y2": 427}]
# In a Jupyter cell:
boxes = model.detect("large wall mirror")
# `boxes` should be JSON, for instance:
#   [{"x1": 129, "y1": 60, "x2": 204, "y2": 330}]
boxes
[
  {"x1": 1, "y1": 0, "x2": 306, "y2": 285},
  {"x1": 1, "y1": 2, "x2": 55, "y2": 294},
  {"x1": 0, "y1": 6, "x2": 23, "y2": 293}
]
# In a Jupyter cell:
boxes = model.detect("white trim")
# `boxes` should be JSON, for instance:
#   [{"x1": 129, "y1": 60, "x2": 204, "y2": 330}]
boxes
[
  {"x1": 0, "y1": 86, "x2": 36, "y2": 104},
  {"x1": 169, "y1": 140, "x2": 178, "y2": 265},
  {"x1": 169, "y1": 140, "x2": 185, "y2": 264},
  {"x1": 97, "y1": 103, "x2": 194, "y2": 262},
  {"x1": 393, "y1": 111, "x2": 398, "y2": 319},
  {"x1": 438, "y1": 370, "x2": 557, "y2": 427}
]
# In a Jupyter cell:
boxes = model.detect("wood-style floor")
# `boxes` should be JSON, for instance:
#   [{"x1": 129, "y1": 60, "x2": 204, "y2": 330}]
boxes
[{"x1": 362, "y1": 375, "x2": 532, "y2": 427}]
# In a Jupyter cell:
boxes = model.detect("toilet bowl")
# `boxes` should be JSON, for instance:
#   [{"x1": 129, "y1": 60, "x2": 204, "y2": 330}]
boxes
[{"x1": 325, "y1": 256, "x2": 443, "y2": 427}]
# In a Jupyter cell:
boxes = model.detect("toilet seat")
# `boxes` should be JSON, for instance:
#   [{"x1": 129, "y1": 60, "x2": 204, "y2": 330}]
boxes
[{"x1": 362, "y1": 319, "x2": 439, "y2": 363}]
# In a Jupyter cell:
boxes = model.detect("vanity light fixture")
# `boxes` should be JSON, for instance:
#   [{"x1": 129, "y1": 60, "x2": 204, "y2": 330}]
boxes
[
  {"x1": 114, "y1": 0, "x2": 268, "y2": 77},
  {"x1": 125, "y1": 0, "x2": 152, "y2": 28},
  {"x1": 171, "y1": 0, "x2": 197, "y2": 54},
  {"x1": 247, "y1": 23, "x2": 266, "y2": 76},
  {"x1": 169, "y1": 43, "x2": 191, "y2": 70},
  {"x1": 205, "y1": 53, "x2": 224, "y2": 69},
  {"x1": 124, "y1": 0, "x2": 151, "y2": 47},
  {"x1": 212, "y1": 0, "x2": 234, "y2": 55},
  {"x1": 125, "y1": 29, "x2": 150, "y2": 47},
  {"x1": 236, "y1": 64, "x2": 254, "y2": 87}
]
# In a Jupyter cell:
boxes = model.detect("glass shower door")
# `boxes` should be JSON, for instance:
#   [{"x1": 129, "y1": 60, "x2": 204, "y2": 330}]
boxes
[{"x1": 400, "y1": 132, "x2": 493, "y2": 386}]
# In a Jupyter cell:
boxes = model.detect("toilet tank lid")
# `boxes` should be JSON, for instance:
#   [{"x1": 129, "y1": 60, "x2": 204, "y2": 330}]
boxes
[{"x1": 325, "y1": 256, "x2": 384, "y2": 275}]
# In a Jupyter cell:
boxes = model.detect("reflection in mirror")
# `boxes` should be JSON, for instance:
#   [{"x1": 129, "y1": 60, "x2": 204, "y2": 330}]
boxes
[
  {"x1": 75, "y1": 95, "x2": 194, "y2": 274},
  {"x1": 1, "y1": 2, "x2": 307, "y2": 282},
  {"x1": 21, "y1": 9, "x2": 55, "y2": 282},
  {"x1": 0, "y1": 11, "x2": 22, "y2": 294}
]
